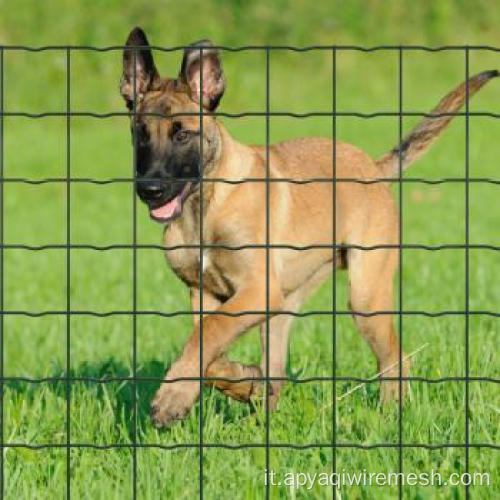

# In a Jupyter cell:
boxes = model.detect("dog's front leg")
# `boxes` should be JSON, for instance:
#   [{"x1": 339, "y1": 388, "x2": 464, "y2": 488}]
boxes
[{"x1": 151, "y1": 281, "x2": 283, "y2": 428}]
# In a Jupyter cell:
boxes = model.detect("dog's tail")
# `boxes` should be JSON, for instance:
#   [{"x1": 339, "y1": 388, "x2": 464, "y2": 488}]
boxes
[{"x1": 376, "y1": 70, "x2": 498, "y2": 176}]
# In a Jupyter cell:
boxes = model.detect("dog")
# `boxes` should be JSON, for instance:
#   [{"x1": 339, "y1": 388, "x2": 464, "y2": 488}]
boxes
[{"x1": 120, "y1": 27, "x2": 498, "y2": 428}]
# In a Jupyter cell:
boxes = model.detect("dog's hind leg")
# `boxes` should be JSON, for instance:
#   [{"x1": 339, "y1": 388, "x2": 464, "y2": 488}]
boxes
[
  {"x1": 347, "y1": 247, "x2": 410, "y2": 403},
  {"x1": 257, "y1": 311, "x2": 296, "y2": 410},
  {"x1": 257, "y1": 260, "x2": 335, "y2": 409}
]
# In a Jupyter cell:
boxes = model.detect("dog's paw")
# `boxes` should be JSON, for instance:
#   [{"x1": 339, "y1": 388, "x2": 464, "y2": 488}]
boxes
[
  {"x1": 150, "y1": 380, "x2": 199, "y2": 428},
  {"x1": 379, "y1": 380, "x2": 405, "y2": 405},
  {"x1": 379, "y1": 358, "x2": 411, "y2": 405}
]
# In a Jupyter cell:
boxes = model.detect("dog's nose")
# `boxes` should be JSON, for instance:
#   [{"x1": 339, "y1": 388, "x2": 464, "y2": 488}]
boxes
[{"x1": 137, "y1": 181, "x2": 164, "y2": 201}]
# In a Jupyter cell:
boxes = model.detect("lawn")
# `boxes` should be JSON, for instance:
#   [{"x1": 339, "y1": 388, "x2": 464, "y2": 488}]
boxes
[{"x1": 1, "y1": 2, "x2": 499, "y2": 499}]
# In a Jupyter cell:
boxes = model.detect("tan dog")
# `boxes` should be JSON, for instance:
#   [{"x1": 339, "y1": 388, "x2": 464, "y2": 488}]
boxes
[{"x1": 120, "y1": 27, "x2": 498, "y2": 428}]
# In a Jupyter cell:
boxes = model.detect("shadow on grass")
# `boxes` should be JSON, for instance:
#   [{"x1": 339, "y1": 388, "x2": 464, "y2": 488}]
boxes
[
  {"x1": 5, "y1": 357, "x2": 384, "y2": 443},
  {"x1": 5, "y1": 358, "x2": 166, "y2": 439},
  {"x1": 4, "y1": 357, "x2": 255, "y2": 440}
]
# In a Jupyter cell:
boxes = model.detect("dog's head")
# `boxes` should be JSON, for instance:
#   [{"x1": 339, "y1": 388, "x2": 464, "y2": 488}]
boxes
[{"x1": 120, "y1": 27, "x2": 225, "y2": 223}]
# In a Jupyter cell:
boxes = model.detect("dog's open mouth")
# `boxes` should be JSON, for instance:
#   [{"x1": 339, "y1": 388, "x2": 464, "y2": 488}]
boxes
[{"x1": 150, "y1": 182, "x2": 192, "y2": 223}]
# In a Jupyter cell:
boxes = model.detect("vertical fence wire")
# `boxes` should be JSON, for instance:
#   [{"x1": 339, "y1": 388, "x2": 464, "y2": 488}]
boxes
[
  {"x1": 0, "y1": 47, "x2": 4, "y2": 500},
  {"x1": 331, "y1": 46, "x2": 338, "y2": 500},
  {"x1": 199, "y1": 46, "x2": 205, "y2": 500},
  {"x1": 264, "y1": 46, "x2": 271, "y2": 500},
  {"x1": 65, "y1": 47, "x2": 71, "y2": 500},
  {"x1": 464, "y1": 46, "x2": 470, "y2": 500},
  {"x1": 397, "y1": 46, "x2": 404, "y2": 500},
  {"x1": 132, "y1": 47, "x2": 138, "y2": 500}
]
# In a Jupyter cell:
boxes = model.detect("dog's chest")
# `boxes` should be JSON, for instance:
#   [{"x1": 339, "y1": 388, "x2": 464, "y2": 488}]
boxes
[{"x1": 163, "y1": 223, "x2": 234, "y2": 298}]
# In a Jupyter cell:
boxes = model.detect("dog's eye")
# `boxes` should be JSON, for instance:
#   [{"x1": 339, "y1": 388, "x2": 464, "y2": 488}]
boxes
[{"x1": 174, "y1": 129, "x2": 190, "y2": 144}]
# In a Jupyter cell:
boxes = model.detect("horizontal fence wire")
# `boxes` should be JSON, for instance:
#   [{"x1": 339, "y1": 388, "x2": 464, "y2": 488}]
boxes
[
  {"x1": 2, "y1": 442, "x2": 499, "y2": 450},
  {"x1": 0, "y1": 43, "x2": 498, "y2": 500},
  {"x1": 1, "y1": 244, "x2": 499, "y2": 250},
  {"x1": 0, "y1": 310, "x2": 499, "y2": 317},
  {"x1": 1, "y1": 177, "x2": 500, "y2": 184},
  {"x1": 0, "y1": 44, "x2": 499, "y2": 51},
  {"x1": 1, "y1": 375, "x2": 499, "y2": 384},
  {"x1": 1, "y1": 111, "x2": 499, "y2": 118}
]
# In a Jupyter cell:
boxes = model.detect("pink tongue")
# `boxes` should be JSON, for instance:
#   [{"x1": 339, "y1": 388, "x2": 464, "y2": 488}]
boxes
[{"x1": 151, "y1": 194, "x2": 181, "y2": 220}]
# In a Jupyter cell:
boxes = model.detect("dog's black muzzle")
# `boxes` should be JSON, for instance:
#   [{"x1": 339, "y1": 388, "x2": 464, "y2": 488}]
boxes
[{"x1": 136, "y1": 179, "x2": 187, "y2": 209}]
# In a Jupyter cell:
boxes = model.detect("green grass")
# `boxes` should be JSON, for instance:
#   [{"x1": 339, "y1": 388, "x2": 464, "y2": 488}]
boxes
[{"x1": 1, "y1": 1, "x2": 499, "y2": 499}]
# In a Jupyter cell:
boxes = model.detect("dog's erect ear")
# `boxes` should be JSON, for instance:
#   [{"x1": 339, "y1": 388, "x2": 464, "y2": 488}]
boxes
[
  {"x1": 178, "y1": 40, "x2": 225, "y2": 111},
  {"x1": 120, "y1": 27, "x2": 160, "y2": 109}
]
